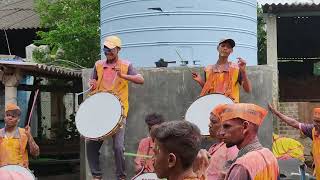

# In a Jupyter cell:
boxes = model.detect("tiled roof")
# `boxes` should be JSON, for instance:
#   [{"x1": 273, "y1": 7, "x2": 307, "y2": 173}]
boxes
[
  {"x1": 263, "y1": 2, "x2": 320, "y2": 13},
  {"x1": 0, "y1": 57, "x2": 81, "y2": 78},
  {"x1": 0, "y1": 0, "x2": 40, "y2": 29}
]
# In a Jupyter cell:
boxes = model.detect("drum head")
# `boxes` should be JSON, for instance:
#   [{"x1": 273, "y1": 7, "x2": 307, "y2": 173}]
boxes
[
  {"x1": 76, "y1": 92, "x2": 123, "y2": 139},
  {"x1": 135, "y1": 173, "x2": 162, "y2": 180},
  {"x1": 185, "y1": 93, "x2": 234, "y2": 135},
  {"x1": 0, "y1": 165, "x2": 35, "y2": 180}
]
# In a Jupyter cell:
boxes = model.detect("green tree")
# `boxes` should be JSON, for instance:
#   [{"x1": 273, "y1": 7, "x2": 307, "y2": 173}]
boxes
[
  {"x1": 34, "y1": 0, "x2": 100, "y2": 68},
  {"x1": 257, "y1": 4, "x2": 267, "y2": 65}
]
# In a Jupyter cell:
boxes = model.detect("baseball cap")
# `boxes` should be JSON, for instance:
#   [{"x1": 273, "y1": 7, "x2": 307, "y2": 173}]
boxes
[{"x1": 104, "y1": 35, "x2": 122, "y2": 49}]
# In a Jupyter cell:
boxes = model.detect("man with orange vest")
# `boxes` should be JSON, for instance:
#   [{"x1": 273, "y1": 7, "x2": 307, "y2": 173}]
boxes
[
  {"x1": 0, "y1": 103, "x2": 40, "y2": 168},
  {"x1": 216, "y1": 103, "x2": 279, "y2": 180},
  {"x1": 192, "y1": 39, "x2": 251, "y2": 103},
  {"x1": 87, "y1": 35, "x2": 144, "y2": 180},
  {"x1": 269, "y1": 104, "x2": 320, "y2": 179}
]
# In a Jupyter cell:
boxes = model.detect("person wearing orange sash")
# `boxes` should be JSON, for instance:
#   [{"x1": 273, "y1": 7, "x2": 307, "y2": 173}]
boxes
[
  {"x1": 193, "y1": 105, "x2": 239, "y2": 179},
  {"x1": 152, "y1": 121, "x2": 203, "y2": 180},
  {"x1": 216, "y1": 103, "x2": 279, "y2": 180},
  {"x1": 87, "y1": 35, "x2": 144, "y2": 180},
  {"x1": 192, "y1": 39, "x2": 251, "y2": 103},
  {"x1": 0, "y1": 103, "x2": 39, "y2": 168},
  {"x1": 269, "y1": 104, "x2": 320, "y2": 179},
  {"x1": 134, "y1": 113, "x2": 165, "y2": 174}
]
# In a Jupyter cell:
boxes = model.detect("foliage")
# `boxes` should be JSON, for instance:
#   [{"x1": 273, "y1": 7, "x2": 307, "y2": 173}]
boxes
[
  {"x1": 257, "y1": 4, "x2": 267, "y2": 65},
  {"x1": 34, "y1": 0, "x2": 100, "y2": 68}
]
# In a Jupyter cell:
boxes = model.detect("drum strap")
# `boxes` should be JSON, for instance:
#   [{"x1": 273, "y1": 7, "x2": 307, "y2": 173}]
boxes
[{"x1": 17, "y1": 129, "x2": 27, "y2": 167}]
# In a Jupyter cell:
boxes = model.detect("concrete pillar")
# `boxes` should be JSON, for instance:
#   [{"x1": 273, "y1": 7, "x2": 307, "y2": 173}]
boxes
[
  {"x1": 265, "y1": 14, "x2": 279, "y2": 103},
  {"x1": 265, "y1": 14, "x2": 279, "y2": 132},
  {"x1": 80, "y1": 69, "x2": 90, "y2": 180},
  {"x1": 5, "y1": 87, "x2": 18, "y2": 104},
  {"x1": 0, "y1": 68, "x2": 23, "y2": 105}
]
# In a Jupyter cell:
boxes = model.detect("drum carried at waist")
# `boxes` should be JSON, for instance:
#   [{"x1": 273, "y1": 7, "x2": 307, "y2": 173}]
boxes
[
  {"x1": 75, "y1": 92, "x2": 125, "y2": 140},
  {"x1": 185, "y1": 93, "x2": 234, "y2": 136},
  {"x1": 0, "y1": 165, "x2": 35, "y2": 180}
]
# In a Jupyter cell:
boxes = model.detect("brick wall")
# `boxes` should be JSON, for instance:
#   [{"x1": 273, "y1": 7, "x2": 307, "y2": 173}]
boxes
[{"x1": 278, "y1": 102, "x2": 300, "y2": 138}]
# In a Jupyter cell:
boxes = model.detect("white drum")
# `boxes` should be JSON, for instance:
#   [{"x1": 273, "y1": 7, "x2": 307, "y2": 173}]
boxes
[
  {"x1": 134, "y1": 173, "x2": 162, "y2": 180},
  {"x1": 185, "y1": 93, "x2": 234, "y2": 135},
  {"x1": 75, "y1": 92, "x2": 124, "y2": 139},
  {"x1": 0, "y1": 165, "x2": 35, "y2": 180}
]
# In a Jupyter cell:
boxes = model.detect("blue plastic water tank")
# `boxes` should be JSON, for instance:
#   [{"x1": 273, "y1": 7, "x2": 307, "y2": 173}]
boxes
[{"x1": 101, "y1": 0, "x2": 257, "y2": 67}]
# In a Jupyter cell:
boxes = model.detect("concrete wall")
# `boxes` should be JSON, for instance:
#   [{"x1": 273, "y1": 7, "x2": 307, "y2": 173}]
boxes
[{"x1": 80, "y1": 65, "x2": 274, "y2": 179}]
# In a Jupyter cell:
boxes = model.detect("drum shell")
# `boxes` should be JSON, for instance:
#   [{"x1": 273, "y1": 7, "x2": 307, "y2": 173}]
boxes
[
  {"x1": 0, "y1": 165, "x2": 35, "y2": 180},
  {"x1": 134, "y1": 172, "x2": 161, "y2": 180}
]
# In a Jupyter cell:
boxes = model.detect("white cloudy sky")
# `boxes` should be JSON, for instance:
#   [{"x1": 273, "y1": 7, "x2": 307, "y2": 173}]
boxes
[{"x1": 257, "y1": 0, "x2": 320, "y2": 4}]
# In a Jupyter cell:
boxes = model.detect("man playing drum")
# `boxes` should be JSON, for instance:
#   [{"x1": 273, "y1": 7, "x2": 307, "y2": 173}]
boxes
[
  {"x1": 0, "y1": 103, "x2": 40, "y2": 168},
  {"x1": 192, "y1": 38, "x2": 251, "y2": 102},
  {"x1": 87, "y1": 35, "x2": 144, "y2": 180},
  {"x1": 134, "y1": 113, "x2": 164, "y2": 174},
  {"x1": 152, "y1": 120, "x2": 203, "y2": 180}
]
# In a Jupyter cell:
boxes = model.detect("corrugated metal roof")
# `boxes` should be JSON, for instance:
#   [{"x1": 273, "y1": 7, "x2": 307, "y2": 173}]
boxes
[
  {"x1": 0, "y1": 60, "x2": 82, "y2": 78},
  {"x1": 0, "y1": 0, "x2": 40, "y2": 29},
  {"x1": 263, "y1": 2, "x2": 320, "y2": 13}
]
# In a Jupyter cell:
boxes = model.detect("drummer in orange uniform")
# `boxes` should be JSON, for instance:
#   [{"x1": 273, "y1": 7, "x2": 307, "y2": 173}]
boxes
[
  {"x1": 134, "y1": 113, "x2": 165, "y2": 174},
  {"x1": 217, "y1": 103, "x2": 279, "y2": 179},
  {"x1": 192, "y1": 39, "x2": 251, "y2": 102},
  {"x1": 0, "y1": 103, "x2": 40, "y2": 168},
  {"x1": 87, "y1": 35, "x2": 144, "y2": 180}
]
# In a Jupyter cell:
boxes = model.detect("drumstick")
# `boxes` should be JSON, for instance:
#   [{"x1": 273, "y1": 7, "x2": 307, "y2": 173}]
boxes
[
  {"x1": 76, "y1": 85, "x2": 93, "y2": 96},
  {"x1": 175, "y1": 49, "x2": 193, "y2": 73},
  {"x1": 124, "y1": 152, "x2": 153, "y2": 159},
  {"x1": 27, "y1": 89, "x2": 40, "y2": 126}
]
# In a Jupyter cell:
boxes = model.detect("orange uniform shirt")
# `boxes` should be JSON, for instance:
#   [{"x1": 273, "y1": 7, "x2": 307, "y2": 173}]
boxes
[{"x1": 200, "y1": 62, "x2": 241, "y2": 103}]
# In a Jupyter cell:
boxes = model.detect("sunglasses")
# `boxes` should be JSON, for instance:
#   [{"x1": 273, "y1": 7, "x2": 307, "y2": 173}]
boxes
[
  {"x1": 5, "y1": 113, "x2": 19, "y2": 118},
  {"x1": 103, "y1": 46, "x2": 116, "y2": 53}
]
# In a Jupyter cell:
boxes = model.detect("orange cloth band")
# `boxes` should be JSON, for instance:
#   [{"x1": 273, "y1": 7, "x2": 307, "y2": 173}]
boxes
[{"x1": 215, "y1": 103, "x2": 267, "y2": 126}]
